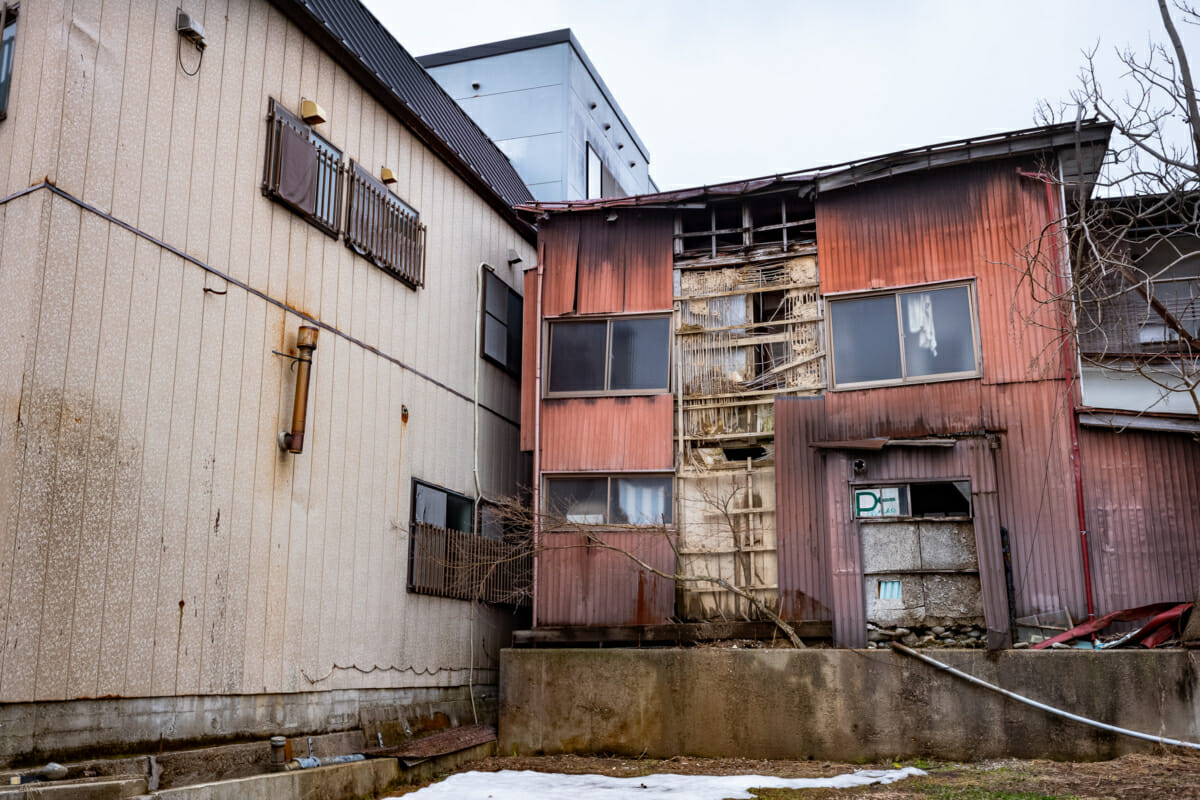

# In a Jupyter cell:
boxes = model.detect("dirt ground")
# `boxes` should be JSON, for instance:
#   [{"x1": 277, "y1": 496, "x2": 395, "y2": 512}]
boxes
[{"x1": 391, "y1": 750, "x2": 1200, "y2": 799}]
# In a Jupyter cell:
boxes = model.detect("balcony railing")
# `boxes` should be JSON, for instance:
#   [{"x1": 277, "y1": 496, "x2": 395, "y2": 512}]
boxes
[{"x1": 407, "y1": 521, "x2": 530, "y2": 605}]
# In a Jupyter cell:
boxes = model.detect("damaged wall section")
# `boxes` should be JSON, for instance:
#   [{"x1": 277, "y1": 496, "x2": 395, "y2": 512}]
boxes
[{"x1": 673, "y1": 194, "x2": 822, "y2": 621}]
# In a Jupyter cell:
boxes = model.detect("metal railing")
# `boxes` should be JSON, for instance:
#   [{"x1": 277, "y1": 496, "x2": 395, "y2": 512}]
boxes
[
  {"x1": 346, "y1": 160, "x2": 426, "y2": 288},
  {"x1": 407, "y1": 521, "x2": 530, "y2": 605}
]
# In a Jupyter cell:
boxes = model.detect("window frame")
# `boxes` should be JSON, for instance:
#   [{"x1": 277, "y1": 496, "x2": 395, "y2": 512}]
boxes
[
  {"x1": 543, "y1": 313, "x2": 673, "y2": 398},
  {"x1": 481, "y1": 267, "x2": 522, "y2": 377},
  {"x1": 261, "y1": 97, "x2": 344, "y2": 238},
  {"x1": 826, "y1": 279, "x2": 982, "y2": 390},
  {"x1": 850, "y1": 478, "x2": 973, "y2": 522},
  {"x1": 0, "y1": 3, "x2": 19, "y2": 122},
  {"x1": 542, "y1": 472, "x2": 675, "y2": 527}
]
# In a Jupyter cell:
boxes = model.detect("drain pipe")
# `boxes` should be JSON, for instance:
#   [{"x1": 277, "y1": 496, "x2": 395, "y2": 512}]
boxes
[
  {"x1": 531, "y1": 252, "x2": 544, "y2": 628},
  {"x1": 891, "y1": 643, "x2": 1200, "y2": 751},
  {"x1": 468, "y1": 261, "x2": 489, "y2": 727}
]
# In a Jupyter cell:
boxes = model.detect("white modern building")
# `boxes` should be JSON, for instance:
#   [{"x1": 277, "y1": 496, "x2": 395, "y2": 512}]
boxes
[{"x1": 419, "y1": 29, "x2": 655, "y2": 202}]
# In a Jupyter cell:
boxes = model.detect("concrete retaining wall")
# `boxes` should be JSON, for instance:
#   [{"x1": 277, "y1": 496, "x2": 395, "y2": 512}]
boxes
[
  {"x1": 0, "y1": 685, "x2": 495, "y2": 768},
  {"x1": 500, "y1": 649, "x2": 1200, "y2": 761}
]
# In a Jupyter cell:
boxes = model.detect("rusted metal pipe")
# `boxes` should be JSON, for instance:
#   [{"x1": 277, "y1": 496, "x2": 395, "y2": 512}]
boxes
[{"x1": 278, "y1": 325, "x2": 319, "y2": 454}]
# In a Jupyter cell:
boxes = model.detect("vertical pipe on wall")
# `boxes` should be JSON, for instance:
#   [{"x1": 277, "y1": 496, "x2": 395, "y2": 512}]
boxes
[
  {"x1": 532, "y1": 251, "x2": 545, "y2": 627},
  {"x1": 278, "y1": 326, "x2": 319, "y2": 454}
]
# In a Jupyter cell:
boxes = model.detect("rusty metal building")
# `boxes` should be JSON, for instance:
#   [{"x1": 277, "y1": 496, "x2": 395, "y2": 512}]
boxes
[{"x1": 519, "y1": 120, "x2": 1200, "y2": 647}]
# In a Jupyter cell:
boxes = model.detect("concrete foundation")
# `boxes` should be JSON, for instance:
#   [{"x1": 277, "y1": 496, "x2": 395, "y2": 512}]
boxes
[
  {"x1": 500, "y1": 649, "x2": 1200, "y2": 761},
  {"x1": 0, "y1": 686, "x2": 495, "y2": 769}
]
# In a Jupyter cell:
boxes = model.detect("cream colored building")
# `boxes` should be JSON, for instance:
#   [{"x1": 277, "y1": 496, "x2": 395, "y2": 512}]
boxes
[{"x1": 0, "y1": 0, "x2": 534, "y2": 762}]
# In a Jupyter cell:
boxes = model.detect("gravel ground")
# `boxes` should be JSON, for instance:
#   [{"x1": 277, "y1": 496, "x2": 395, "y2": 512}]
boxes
[{"x1": 390, "y1": 750, "x2": 1200, "y2": 799}]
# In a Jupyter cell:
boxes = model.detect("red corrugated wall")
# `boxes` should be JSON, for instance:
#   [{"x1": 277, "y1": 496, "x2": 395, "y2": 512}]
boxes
[
  {"x1": 1081, "y1": 427, "x2": 1200, "y2": 612},
  {"x1": 530, "y1": 211, "x2": 677, "y2": 626},
  {"x1": 794, "y1": 160, "x2": 1091, "y2": 631}
]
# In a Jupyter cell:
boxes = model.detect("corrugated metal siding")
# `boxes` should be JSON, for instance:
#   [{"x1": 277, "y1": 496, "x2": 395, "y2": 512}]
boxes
[
  {"x1": 535, "y1": 530, "x2": 675, "y2": 626},
  {"x1": 539, "y1": 212, "x2": 673, "y2": 317},
  {"x1": 774, "y1": 397, "x2": 833, "y2": 622},
  {"x1": 824, "y1": 382, "x2": 985, "y2": 440},
  {"x1": 520, "y1": 267, "x2": 539, "y2": 452},
  {"x1": 541, "y1": 395, "x2": 674, "y2": 472},
  {"x1": 818, "y1": 439, "x2": 1008, "y2": 648},
  {"x1": 816, "y1": 161, "x2": 1060, "y2": 386},
  {"x1": 1082, "y1": 427, "x2": 1200, "y2": 613}
]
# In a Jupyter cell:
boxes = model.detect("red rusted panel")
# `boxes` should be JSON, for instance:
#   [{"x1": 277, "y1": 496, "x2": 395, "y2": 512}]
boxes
[
  {"x1": 538, "y1": 211, "x2": 673, "y2": 317},
  {"x1": 541, "y1": 395, "x2": 674, "y2": 472},
  {"x1": 1081, "y1": 427, "x2": 1200, "y2": 615},
  {"x1": 774, "y1": 396, "x2": 833, "y2": 622},
  {"x1": 541, "y1": 217, "x2": 580, "y2": 317},
  {"x1": 816, "y1": 161, "x2": 1060, "y2": 386},
  {"x1": 534, "y1": 530, "x2": 675, "y2": 626},
  {"x1": 520, "y1": 267, "x2": 539, "y2": 452},
  {"x1": 823, "y1": 381, "x2": 984, "y2": 440}
]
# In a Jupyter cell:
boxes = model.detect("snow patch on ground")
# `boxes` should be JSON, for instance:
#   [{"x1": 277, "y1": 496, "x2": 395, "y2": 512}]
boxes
[{"x1": 394, "y1": 767, "x2": 927, "y2": 799}]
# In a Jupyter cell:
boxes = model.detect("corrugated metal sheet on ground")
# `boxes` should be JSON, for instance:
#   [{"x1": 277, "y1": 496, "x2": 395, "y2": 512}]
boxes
[
  {"x1": 541, "y1": 395, "x2": 674, "y2": 472},
  {"x1": 535, "y1": 530, "x2": 675, "y2": 626}
]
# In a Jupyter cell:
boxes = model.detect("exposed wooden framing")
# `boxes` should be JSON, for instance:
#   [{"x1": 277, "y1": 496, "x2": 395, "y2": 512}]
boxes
[{"x1": 674, "y1": 280, "x2": 819, "y2": 302}]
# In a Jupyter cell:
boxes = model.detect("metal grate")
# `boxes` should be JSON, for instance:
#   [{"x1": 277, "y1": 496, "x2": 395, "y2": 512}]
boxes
[
  {"x1": 346, "y1": 160, "x2": 426, "y2": 288},
  {"x1": 407, "y1": 522, "x2": 530, "y2": 605}
]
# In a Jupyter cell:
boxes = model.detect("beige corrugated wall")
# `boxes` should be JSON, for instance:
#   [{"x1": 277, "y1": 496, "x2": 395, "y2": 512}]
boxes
[{"x1": 0, "y1": 0, "x2": 534, "y2": 702}]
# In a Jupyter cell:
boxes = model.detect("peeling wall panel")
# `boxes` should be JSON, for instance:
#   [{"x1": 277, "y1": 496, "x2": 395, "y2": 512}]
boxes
[{"x1": 541, "y1": 395, "x2": 674, "y2": 472}]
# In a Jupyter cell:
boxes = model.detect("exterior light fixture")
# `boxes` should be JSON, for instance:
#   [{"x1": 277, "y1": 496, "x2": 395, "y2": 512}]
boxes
[
  {"x1": 279, "y1": 326, "x2": 319, "y2": 453},
  {"x1": 300, "y1": 98, "x2": 327, "y2": 125},
  {"x1": 507, "y1": 248, "x2": 523, "y2": 266},
  {"x1": 380, "y1": 166, "x2": 398, "y2": 185}
]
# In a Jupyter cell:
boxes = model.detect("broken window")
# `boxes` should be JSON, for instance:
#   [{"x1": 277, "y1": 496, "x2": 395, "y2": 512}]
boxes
[
  {"x1": 544, "y1": 474, "x2": 673, "y2": 526},
  {"x1": 546, "y1": 316, "x2": 670, "y2": 395},
  {"x1": 482, "y1": 269, "x2": 522, "y2": 376},
  {"x1": 345, "y1": 160, "x2": 426, "y2": 288},
  {"x1": 829, "y1": 282, "x2": 979, "y2": 388},
  {"x1": 262, "y1": 97, "x2": 344, "y2": 236},
  {"x1": 0, "y1": 4, "x2": 16, "y2": 121},
  {"x1": 853, "y1": 481, "x2": 971, "y2": 520}
]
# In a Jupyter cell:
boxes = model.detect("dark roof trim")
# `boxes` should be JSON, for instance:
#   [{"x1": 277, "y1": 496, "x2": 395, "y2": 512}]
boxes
[
  {"x1": 418, "y1": 28, "x2": 651, "y2": 162},
  {"x1": 272, "y1": 0, "x2": 535, "y2": 243},
  {"x1": 519, "y1": 120, "x2": 1113, "y2": 217}
]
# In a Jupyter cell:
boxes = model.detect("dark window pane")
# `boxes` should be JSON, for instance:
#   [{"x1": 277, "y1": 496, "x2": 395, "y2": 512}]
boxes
[
  {"x1": 414, "y1": 483, "x2": 447, "y2": 527},
  {"x1": 902, "y1": 286, "x2": 976, "y2": 377},
  {"x1": 507, "y1": 290, "x2": 523, "y2": 374},
  {"x1": 610, "y1": 318, "x2": 670, "y2": 391},
  {"x1": 312, "y1": 134, "x2": 342, "y2": 231},
  {"x1": 545, "y1": 477, "x2": 607, "y2": 524},
  {"x1": 910, "y1": 481, "x2": 972, "y2": 517},
  {"x1": 610, "y1": 476, "x2": 673, "y2": 525},
  {"x1": 0, "y1": 16, "x2": 15, "y2": 115},
  {"x1": 485, "y1": 271, "x2": 508, "y2": 319},
  {"x1": 446, "y1": 493, "x2": 474, "y2": 533},
  {"x1": 548, "y1": 321, "x2": 606, "y2": 392},
  {"x1": 830, "y1": 295, "x2": 902, "y2": 385},
  {"x1": 483, "y1": 314, "x2": 507, "y2": 364}
]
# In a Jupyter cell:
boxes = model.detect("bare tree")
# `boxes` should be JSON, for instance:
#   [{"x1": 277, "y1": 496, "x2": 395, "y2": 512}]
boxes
[
  {"x1": 414, "y1": 493, "x2": 809, "y2": 649},
  {"x1": 1023, "y1": 0, "x2": 1200, "y2": 419}
]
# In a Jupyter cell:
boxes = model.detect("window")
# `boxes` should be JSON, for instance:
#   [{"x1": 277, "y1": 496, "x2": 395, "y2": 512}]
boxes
[
  {"x1": 546, "y1": 316, "x2": 671, "y2": 395},
  {"x1": 345, "y1": 160, "x2": 427, "y2": 288},
  {"x1": 586, "y1": 144, "x2": 602, "y2": 199},
  {"x1": 829, "y1": 282, "x2": 979, "y2": 388},
  {"x1": 853, "y1": 481, "x2": 972, "y2": 520},
  {"x1": 261, "y1": 97, "x2": 343, "y2": 236},
  {"x1": 0, "y1": 4, "x2": 17, "y2": 121},
  {"x1": 413, "y1": 480, "x2": 473, "y2": 533},
  {"x1": 482, "y1": 269, "x2": 522, "y2": 375},
  {"x1": 544, "y1": 474, "x2": 673, "y2": 526}
]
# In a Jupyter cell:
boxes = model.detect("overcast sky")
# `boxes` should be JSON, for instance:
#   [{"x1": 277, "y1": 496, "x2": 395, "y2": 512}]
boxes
[{"x1": 364, "y1": 1, "x2": 1200, "y2": 191}]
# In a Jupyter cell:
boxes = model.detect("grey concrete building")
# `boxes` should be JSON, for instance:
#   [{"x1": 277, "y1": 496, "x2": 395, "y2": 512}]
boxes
[{"x1": 419, "y1": 29, "x2": 655, "y2": 202}]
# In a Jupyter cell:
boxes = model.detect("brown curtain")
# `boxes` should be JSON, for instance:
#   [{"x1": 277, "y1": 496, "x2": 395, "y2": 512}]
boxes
[{"x1": 278, "y1": 122, "x2": 317, "y2": 215}]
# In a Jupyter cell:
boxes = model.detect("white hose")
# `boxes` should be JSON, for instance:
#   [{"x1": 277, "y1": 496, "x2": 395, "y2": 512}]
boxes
[{"x1": 890, "y1": 643, "x2": 1200, "y2": 751}]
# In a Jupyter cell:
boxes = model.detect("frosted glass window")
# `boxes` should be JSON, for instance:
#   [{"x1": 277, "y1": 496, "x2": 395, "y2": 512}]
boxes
[{"x1": 610, "y1": 476, "x2": 673, "y2": 525}]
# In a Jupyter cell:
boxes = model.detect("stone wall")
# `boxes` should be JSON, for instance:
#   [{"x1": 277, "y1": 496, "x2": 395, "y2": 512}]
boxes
[{"x1": 500, "y1": 649, "x2": 1200, "y2": 762}]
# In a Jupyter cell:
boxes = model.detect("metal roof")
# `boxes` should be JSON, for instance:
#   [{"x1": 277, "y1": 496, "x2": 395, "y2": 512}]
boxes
[
  {"x1": 418, "y1": 28, "x2": 651, "y2": 162},
  {"x1": 274, "y1": 0, "x2": 535, "y2": 233},
  {"x1": 518, "y1": 120, "x2": 1113, "y2": 215}
]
